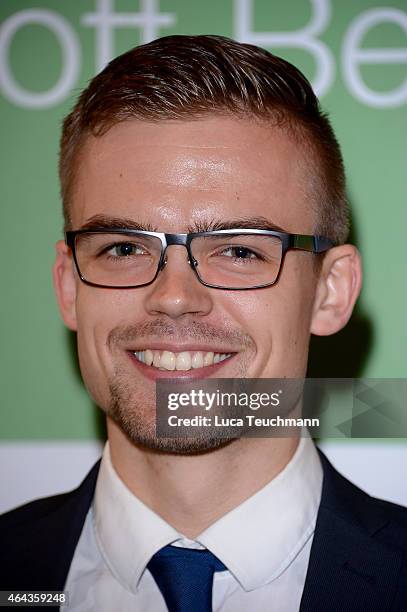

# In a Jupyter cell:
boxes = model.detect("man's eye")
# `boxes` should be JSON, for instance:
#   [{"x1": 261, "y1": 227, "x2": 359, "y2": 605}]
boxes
[
  {"x1": 106, "y1": 243, "x2": 145, "y2": 257},
  {"x1": 220, "y1": 246, "x2": 259, "y2": 259}
]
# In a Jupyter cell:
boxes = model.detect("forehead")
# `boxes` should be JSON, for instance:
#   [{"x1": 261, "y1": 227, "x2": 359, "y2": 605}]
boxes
[{"x1": 71, "y1": 116, "x2": 315, "y2": 232}]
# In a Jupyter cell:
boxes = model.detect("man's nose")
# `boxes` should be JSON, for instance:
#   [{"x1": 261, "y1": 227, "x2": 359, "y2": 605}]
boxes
[{"x1": 143, "y1": 246, "x2": 213, "y2": 319}]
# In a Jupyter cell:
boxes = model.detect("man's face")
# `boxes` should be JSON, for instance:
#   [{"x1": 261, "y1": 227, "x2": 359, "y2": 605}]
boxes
[{"x1": 56, "y1": 116, "x2": 321, "y2": 452}]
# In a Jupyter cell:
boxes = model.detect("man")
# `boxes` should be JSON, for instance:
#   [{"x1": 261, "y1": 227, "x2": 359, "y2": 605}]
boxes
[{"x1": 1, "y1": 34, "x2": 406, "y2": 612}]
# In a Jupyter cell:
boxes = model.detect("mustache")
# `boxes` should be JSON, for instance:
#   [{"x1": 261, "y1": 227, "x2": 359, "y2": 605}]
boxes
[{"x1": 107, "y1": 319, "x2": 254, "y2": 350}]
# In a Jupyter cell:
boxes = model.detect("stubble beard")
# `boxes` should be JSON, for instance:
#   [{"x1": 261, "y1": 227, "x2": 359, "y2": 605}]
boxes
[
  {"x1": 107, "y1": 372, "x2": 235, "y2": 454},
  {"x1": 104, "y1": 319, "x2": 256, "y2": 455}
]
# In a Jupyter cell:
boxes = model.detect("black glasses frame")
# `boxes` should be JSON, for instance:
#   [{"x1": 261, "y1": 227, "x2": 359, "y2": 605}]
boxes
[{"x1": 65, "y1": 228, "x2": 334, "y2": 290}]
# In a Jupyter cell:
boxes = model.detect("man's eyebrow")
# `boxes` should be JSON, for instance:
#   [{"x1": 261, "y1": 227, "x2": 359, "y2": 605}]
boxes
[
  {"x1": 187, "y1": 216, "x2": 288, "y2": 233},
  {"x1": 78, "y1": 215, "x2": 156, "y2": 231},
  {"x1": 78, "y1": 214, "x2": 288, "y2": 233}
]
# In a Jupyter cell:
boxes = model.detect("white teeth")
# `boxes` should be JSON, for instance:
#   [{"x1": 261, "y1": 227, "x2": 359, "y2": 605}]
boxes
[
  {"x1": 203, "y1": 351, "x2": 214, "y2": 366},
  {"x1": 160, "y1": 350, "x2": 176, "y2": 370},
  {"x1": 133, "y1": 349, "x2": 232, "y2": 371},
  {"x1": 191, "y1": 352, "x2": 204, "y2": 369},
  {"x1": 176, "y1": 352, "x2": 192, "y2": 371}
]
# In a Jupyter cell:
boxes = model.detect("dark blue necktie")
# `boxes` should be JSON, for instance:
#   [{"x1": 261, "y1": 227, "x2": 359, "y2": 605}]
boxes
[{"x1": 147, "y1": 544, "x2": 227, "y2": 612}]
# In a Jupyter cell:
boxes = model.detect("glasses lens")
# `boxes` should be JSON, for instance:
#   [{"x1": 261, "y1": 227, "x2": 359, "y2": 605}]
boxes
[
  {"x1": 190, "y1": 233, "x2": 283, "y2": 288},
  {"x1": 74, "y1": 233, "x2": 162, "y2": 287}
]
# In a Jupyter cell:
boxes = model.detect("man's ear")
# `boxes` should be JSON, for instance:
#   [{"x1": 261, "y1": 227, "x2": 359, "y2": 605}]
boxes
[
  {"x1": 311, "y1": 245, "x2": 362, "y2": 336},
  {"x1": 52, "y1": 240, "x2": 78, "y2": 331}
]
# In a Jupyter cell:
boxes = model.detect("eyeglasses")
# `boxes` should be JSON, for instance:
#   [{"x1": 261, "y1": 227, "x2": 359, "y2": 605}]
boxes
[{"x1": 65, "y1": 229, "x2": 333, "y2": 290}]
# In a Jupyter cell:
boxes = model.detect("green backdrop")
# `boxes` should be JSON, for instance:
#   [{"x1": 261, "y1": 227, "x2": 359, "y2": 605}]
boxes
[{"x1": 1, "y1": 0, "x2": 406, "y2": 439}]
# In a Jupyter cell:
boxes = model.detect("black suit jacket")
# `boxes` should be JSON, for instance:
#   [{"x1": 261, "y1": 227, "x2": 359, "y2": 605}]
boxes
[{"x1": 1, "y1": 450, "x2": 407, "y2": 611}]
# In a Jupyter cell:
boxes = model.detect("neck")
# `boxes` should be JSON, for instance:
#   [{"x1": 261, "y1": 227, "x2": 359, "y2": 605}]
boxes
[{"x1": 107, "y1": 418, "x2": 299, "y2": 539}]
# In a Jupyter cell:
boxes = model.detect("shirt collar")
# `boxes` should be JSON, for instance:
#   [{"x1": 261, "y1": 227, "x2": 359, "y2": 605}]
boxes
[
  {"x1": 93, "y1": 444, "x2": 182, "y2": 593},
  {"x1": 197, "y1": 435, "x2": 322, "y2": 590},
  {"x1": 94, "y1": 435, "x2": 322, "y2": 593}
]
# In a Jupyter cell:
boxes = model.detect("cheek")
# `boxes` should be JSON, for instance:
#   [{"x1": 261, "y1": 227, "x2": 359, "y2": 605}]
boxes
[
  {"x1": 273, "y1": 256, "x2": 317, "y2": 356},
  {"x1": 282, "y1": 256, "x2": 317, "y2": 325},
  {"x1": 224, "y1": 256, "x2": 317, "y2": 372},
  {"x1": 74, "y1": 290, "x2": 134, "y2": 398},
  {"x1": 224, "y1": 282, "x2": 312, "y2": 343}
]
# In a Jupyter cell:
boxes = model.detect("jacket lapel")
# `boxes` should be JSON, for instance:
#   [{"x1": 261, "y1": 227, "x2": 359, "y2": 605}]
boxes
[
  {"x1": 1, "y1": 460, "x2": 100, "y2": 593},
  {"x1": 300, "y1": 451, "x2": 402, "y2": 612}
]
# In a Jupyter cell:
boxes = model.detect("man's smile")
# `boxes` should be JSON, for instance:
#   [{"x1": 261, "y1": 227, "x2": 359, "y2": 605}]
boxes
[
  {"x1": 133, "y1": 348, "x2": 233, "y2": 371},
  {"x1": 127, "y1": 345, "x2": 237, "y2": 379}
]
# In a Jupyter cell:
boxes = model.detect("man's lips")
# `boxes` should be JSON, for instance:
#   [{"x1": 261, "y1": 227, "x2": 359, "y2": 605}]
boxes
[
  {"x1": 124, "y1": 342, "x2": 238, "y2": 353},
  {"x1": 127, "y1": 352, "x2": 236, "y2": 380}
]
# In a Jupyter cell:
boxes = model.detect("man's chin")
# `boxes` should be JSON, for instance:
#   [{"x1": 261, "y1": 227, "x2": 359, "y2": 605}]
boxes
[
  {"x1": 122, "y1": 430, "x2": 235, "y2": 456},
  {"x1": 109, "y1": 411, "x2": 234, "y2": 455},
  {"x1": 106, "y1": 388, "x2": 235, "y2": 455}
]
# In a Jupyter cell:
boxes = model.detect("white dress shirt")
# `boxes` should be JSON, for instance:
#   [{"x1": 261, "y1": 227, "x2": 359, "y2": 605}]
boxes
[{"x1": 65, "y1": 436, "x2": 322, "y2": 611}]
